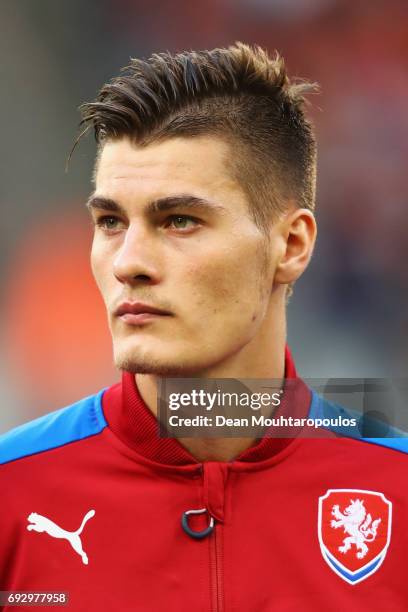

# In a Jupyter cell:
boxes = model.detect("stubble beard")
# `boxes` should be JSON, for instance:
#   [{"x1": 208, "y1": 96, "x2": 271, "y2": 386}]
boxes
[
  {"x1": 114, "y1": 344, "x2": 202, "y2": 377},
  {"x1": 116, "y1": 358, "x2": 196, "y2": 377}
]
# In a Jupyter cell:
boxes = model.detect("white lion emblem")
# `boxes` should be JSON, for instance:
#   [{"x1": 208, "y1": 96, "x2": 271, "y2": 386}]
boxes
[{"x1": 330, "y1": 499, "x2": 381, "y2": 559}]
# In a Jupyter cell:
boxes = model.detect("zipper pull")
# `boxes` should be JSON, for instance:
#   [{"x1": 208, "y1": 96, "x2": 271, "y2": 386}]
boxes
[{"x1": 181, "y1": 508, "x2": 214, "y2": 539}]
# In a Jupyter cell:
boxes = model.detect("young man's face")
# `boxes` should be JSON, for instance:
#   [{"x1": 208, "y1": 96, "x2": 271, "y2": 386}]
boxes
[{"x1": 90, "y1": 135, "x2": 282, "y2": 375}]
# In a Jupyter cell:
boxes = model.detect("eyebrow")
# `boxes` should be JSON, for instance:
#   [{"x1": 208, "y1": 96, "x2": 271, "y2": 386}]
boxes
[{"x1": 85, "y1": 194, "x2": 227, "y2": 216}]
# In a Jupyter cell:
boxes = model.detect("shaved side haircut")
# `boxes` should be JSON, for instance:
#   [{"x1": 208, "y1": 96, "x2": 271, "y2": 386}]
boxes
[{"x1": 79, "y1": 42, "x2": 318, "y2": 298}]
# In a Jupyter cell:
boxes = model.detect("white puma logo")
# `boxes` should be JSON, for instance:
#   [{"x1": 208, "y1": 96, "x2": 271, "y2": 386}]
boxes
[{"x1": 27, "y1": 509, "x2": 95, "y2": 565}]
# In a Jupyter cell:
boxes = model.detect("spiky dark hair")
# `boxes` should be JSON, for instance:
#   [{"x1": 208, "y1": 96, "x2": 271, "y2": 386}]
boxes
[{"x1": 79, "y1": 42, "x2": 318, "y2": 231}]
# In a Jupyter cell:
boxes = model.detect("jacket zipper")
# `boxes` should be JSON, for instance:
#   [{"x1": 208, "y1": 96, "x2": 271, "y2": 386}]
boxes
[
  {"x1": 200, "y1": 462, "x2": 226, "y2": 612},
  {"x1": 209, "y1": 521, "x2": 224, "y2": 612}
]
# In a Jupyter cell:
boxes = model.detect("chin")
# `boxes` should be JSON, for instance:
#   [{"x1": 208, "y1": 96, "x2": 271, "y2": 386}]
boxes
[{"x1": 113, "y1": 343, "x2": 200, "y2": 376}]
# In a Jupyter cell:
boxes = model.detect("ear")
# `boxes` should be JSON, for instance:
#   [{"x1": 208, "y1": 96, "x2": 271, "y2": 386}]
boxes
[{"x1": 274, "y1": 208, "x2": 317, "y2": 285}]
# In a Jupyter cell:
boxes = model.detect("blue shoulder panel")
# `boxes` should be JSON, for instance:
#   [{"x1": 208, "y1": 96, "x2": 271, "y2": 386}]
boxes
[
  {"x1": 309, "y1": 390, "x2": 408, "y2": 455},
  {"x1": 0, "y1": 389, "x2": 107, "y2": 465}
]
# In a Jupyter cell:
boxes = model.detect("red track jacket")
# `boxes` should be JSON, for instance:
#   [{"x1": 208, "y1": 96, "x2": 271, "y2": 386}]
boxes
[{"x1": 1, "y1": 348, "x2": 407, "y2": 611}]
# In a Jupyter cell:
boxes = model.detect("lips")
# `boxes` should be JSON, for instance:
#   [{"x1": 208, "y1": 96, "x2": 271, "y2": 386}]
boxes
[{"x1": 114, "y1": 302, "x2": 171, "y2": 317}]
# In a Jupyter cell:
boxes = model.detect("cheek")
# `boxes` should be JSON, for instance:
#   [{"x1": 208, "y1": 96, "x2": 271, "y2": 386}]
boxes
[
  {"x1": 90, "y1": 241, "x2": 112, "y2": 299},
  {"x1": 179, "y1": 244, "x2": 268, "y2": 317},
  {"x1": 90, "y1": 243, "x2": 102, "y2": 286}
]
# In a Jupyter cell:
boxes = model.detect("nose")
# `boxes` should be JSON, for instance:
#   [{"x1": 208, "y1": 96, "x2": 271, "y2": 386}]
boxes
[{"x1": 113, "y1": 223, "x2": 161, "y2": 285}]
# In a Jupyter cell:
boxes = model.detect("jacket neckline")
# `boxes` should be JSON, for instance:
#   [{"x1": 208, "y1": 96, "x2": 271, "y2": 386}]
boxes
[{"x1": 101, "y1": 345, "x2": 311, "y2": 466}]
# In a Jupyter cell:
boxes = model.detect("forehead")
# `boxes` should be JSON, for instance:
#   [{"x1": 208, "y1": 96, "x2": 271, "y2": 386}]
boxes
[{"x1": 94, "y1": 135, "x2": 245, "y2": 205}]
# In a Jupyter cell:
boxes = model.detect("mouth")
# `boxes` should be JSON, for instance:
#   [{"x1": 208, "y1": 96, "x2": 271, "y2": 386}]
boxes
[{"x1": 114, "y1": 301, "x2": 172, "y2": 326}]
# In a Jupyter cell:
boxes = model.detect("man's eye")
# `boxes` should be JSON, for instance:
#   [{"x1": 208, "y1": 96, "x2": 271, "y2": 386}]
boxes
[
  {"x1": 167, "y1": 216, "x2": 199, "y2": 231},
  {"x1": 96, "y1": 216, "x2": 120, "y2": 231}
]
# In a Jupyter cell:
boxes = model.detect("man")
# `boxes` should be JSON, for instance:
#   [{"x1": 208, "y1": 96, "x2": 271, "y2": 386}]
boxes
[{"x1": 0, "y1": 43, "x2": 406, "y2": 611}]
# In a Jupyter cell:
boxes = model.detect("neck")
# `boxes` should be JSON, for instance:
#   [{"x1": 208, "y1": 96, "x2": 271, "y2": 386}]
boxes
[{"x1": 135, "y1": 298, "x2": 286, "y2": 462}]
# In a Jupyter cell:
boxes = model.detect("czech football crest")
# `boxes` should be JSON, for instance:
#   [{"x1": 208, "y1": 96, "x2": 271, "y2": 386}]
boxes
[{"x1": 318, "y1": 489, "x2": 392, "y2": 585}]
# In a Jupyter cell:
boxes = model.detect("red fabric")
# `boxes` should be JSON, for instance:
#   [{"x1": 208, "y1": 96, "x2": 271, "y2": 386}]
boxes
[{"x1": 1, "y1": 346, "x2": 407, "y2": 610}]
